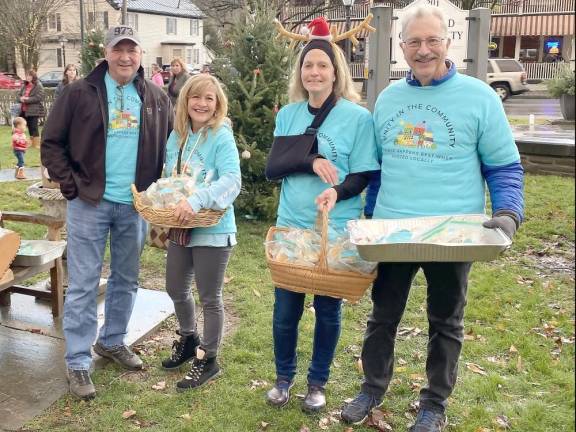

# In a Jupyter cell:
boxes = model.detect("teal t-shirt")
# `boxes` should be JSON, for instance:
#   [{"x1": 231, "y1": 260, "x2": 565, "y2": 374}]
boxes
[
  {"x1": 372, "y1": 73, "x2": 520, "y2": 219},
  {"x1": 164, "y1": 124, "x2": 241, "y2": 236},
  {"x1": 103, "y1": 72, "x2": 142, "y2": 204},
  {"x1": 275, "y1": 98, "x2": 380, "y2": 230}
]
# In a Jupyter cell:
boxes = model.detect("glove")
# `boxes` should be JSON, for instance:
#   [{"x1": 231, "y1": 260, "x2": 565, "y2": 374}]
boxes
[{"x1": 482, "y1": 214, "x2": 518, "y2": 239}]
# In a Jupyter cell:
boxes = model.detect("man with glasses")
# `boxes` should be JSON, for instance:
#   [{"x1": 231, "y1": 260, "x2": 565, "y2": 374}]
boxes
[
  {"x1": 343, "y1": 5, "x2": 524, "y2": 431},
  {"x1": 42, "y1": 26, "x2": 173, "y2": 400}
]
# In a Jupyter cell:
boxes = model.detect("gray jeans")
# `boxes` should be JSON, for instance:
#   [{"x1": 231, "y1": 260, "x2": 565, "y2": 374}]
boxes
[{"x1": 166, "y1": 243, "x2": 232, "y2": 358}]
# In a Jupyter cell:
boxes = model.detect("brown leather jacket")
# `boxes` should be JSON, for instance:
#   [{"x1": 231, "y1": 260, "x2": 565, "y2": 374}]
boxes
[{"x1": 41, "y1": 62, "x2": 173, "y2": 204}]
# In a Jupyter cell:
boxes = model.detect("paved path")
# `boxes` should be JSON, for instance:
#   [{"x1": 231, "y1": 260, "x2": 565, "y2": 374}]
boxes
[{"x1": 0, "y1": 168, "x2": 41, "y2": 183}]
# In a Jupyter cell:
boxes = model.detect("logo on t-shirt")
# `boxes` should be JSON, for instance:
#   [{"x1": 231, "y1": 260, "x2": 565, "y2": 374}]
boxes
[
  {"x1": 395, "y1": 120, "x2": 436, "y2": 149},
  {"x1": 110, "y1": 109, "x2": 139, "y2": 130}
]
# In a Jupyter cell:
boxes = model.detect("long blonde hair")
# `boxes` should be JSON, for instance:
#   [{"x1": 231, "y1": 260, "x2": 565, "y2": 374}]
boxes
[
  {"x1": 288, "y1": 42, "x2": 359, "y2": 103},
  {"x1": 173, "y1": 74, "x2": 229, "y2": 144}
]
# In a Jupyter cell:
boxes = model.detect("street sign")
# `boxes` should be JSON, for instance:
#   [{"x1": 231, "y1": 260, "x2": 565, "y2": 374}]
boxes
[{"x1": 391, "y1": 0, "x2": 469, "y2": 70}]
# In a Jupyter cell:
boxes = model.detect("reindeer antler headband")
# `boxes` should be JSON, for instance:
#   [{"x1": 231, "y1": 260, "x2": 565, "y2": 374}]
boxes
[{"x1": 274, "y1": 14, "x2": 376, "y2": 50}]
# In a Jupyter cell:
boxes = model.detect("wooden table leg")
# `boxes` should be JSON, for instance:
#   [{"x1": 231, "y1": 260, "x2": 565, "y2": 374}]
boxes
[{"x1": 50, "y1": 258, "x2": 64, "y2": 317}]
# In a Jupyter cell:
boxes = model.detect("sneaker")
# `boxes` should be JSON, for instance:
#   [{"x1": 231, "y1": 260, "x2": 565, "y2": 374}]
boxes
[
  {"x1": 302, "y1": 385, "x2": 326, "y2": 412},
  {"x1": 408, "y1": 408, "x2": 448, "y2": 432},
  {"x1": 66, "y1": 368, "x2": 96, "y2": 400},
  {"x1": 176, "y1": 347, "x2": 221, "y2": 391},
  {"x1": 266, "y1": 379, "x2": 294, "y2": 407},
  {"x1": 93, "y1": 342, "x2": 143, "y2": 371},
  {"x1": 341, "y1": 391, "x2": 383, "y2": 425},
  {"x1": 161, "y1": 332, "x2": 200, "y2": 370}
]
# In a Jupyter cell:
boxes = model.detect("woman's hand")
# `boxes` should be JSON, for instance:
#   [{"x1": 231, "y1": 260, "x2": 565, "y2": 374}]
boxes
[
  {"x1": 315, "y1": 188, "x2": 337, "y2": 212},
  {"x1": 20, "y1": 96, "x2": 28, "y2": 102},
  {"x1": 173, "y1": 199, "x2": 196, "y2": 225},
  {"x1": 313, "y1": 158, "x2": 338, "y2": 186}
]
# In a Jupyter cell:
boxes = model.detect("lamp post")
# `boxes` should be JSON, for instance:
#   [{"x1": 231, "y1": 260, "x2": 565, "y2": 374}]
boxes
[
  {"x1": 58, "y1": 36, "x2": 68, "y2": 68},
  {"x1": 342, "y1": 0, "x2": 356, "y2": 61}
]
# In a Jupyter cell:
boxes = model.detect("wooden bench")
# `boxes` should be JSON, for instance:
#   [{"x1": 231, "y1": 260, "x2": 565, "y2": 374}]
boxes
[{"x1": 0, "y1": 211, "x2": 65, "y2": 317}]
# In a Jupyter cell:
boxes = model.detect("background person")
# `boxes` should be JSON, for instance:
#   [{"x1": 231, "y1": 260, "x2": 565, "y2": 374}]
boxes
[
  {"x1": 17, "y1": 69, "x2": 45, "y2": 149},
  {"x1": 55, "y1": 64, "x2": 80, "y2": 99},
  {"x1": 151, "y1": 63, "x2": 164, "y2": 87},
  {"x1": 167, "y1": 57, "x2": 190, "y2": 106}
]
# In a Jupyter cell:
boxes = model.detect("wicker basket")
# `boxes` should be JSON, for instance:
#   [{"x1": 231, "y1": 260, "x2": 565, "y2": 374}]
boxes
[
  {"x1": 131, "y1": 184, "x2": 225, "y2": 228},
  {"x1": 265, "y1": 210, "x2": 376, "y2": 303}
]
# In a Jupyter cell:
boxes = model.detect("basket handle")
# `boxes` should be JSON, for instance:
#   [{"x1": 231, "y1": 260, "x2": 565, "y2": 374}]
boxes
[{"x1": 316, "y1": 208, "x2": 329, "y2": 273}]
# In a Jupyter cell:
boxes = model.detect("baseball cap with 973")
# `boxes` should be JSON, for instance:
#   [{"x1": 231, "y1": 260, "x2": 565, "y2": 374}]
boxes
[{"x1": 105, "y1": 25, "x2": 141, "y2": 49}]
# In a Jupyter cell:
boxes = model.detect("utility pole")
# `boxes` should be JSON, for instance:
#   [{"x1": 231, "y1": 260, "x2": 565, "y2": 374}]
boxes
[
  {"x1": 79, "y1": 0, "x2": 85, "y2": 44},
  {"x1": 122, "y1": 0, "x2": 128, "y2": 25}
]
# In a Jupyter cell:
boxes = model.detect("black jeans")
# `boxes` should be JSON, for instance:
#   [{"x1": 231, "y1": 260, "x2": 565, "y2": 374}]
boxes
[
  {"x1": 360, "y1": 262, "x2": 472, "y2": 412},
  {"x1": 20, "y1": 112, "x2": 39, "y2": 137}
]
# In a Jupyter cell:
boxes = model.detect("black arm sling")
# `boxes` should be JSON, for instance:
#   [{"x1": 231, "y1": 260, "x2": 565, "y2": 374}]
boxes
[{"x1": 265, "y1": 93, "x2": 337, "y2": 181}]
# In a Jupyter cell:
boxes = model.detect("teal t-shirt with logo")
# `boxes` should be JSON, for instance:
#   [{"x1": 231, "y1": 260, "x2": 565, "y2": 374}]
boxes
[
  {"x1": 103, "y1": 72, "x2": 142, "y2": 204},
  {"x1": 274, "y1": 98, "x2": 380, "y2": 230},
  {"x1": 372, "y1": 73, "x2": 520, "y2": 219}
]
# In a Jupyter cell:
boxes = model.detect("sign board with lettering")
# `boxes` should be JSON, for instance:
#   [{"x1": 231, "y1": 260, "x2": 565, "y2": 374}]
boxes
[{"x1": 391, "y1": 0, "x2": 469, "y2": 70}]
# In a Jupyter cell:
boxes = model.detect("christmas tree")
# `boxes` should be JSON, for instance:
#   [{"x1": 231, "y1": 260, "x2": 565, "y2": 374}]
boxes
[
  {"x1": 212, "y1": 0, "x2": 294, "y2": 220},
  {"x1": 80, "y1": 29, "x2": 105, "y2": 75}
]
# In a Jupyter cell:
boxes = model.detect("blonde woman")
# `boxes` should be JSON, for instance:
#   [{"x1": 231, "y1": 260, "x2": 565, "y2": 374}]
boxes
[
  {"x1": 167, "y1": 57, "x2": 190, "y2": 106},
  {"x1": 160, "y1": 74, "x2": 241, "y2": 391},
  {"x1": 265, "y1": 19, "x2": 380, "y2": 412}
]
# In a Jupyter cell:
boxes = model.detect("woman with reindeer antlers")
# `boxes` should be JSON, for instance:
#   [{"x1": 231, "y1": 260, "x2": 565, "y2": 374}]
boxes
[{"x1": 265, "y1": 16, "x2": 380, "y2": 413}]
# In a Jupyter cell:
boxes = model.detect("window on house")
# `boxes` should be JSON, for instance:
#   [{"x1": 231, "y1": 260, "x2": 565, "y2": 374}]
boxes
[
  {"x1": 40, "y1": 49, "x2": 59, "y2": 67},
  {"x1": 193, "y1": 48, "x2": 200, "y2": 65},
  {"x1": 190, "y1": 19, "x2": 199, "y2": 36},
  {"x1": 127, "y1": 13, "x2": 138, "y2": 31},
  {"x1": 186, "y1": 48, "x2": 193, "y2": 65},
  {"x1": 88, "y1": 11, "x2": 109, "y2": 30},
  {"x1": 167, "y1": 17, "x2": 177, "y2": 35},
  {"x1": 48, "y1": 13, "x2": 61, "y2": 32},
  {"x1": 173, "y1": 48, "x2": 183, "y2": 58}
]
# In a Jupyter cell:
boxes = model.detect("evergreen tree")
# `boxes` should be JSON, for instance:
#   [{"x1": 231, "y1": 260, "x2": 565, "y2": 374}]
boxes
[
  {"x1": 212, "y1": 0, "x2": 294, "y2": 220},
  {"x1": 80, "y1": 29, "x2": 105, "y2": 75}
]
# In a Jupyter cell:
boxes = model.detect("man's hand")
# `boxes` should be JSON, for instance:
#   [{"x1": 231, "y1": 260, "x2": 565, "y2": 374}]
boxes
[
  {"x1": 482, "y1": 214, "x2": 517, "y2": 239},
  {"x1": 313, "y1": 158, "x2": 338, "y2": 186},
  {"x1": 315, "y1": 188, "x2": 337, "y2": 212},
  {"x1": 173, "y1": 199, "x2": 196, "y2": 225}
]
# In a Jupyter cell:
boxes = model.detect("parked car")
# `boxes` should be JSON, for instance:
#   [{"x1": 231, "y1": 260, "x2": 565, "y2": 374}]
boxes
[
  {"x1": 39, "y1": 70, "x2": 63, "y2": 88},
  {"x1": 487, "y1": 58, "x2": 529, "y2": 101},
  {"x1": 0, "y1": 72, "x2": 22, "y2": 90}
]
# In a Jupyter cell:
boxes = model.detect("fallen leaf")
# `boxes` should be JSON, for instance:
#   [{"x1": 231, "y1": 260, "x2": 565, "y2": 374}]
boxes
[
  {"x1": 223, "y1": 275, "x2": 234, "y2": 284},
  {"x1": 318, "y1": 417, "x2": 330, "y2": 430},
  {"x1": 299, "y1": 426, "x2": 310, "y2": 432},
  {"x1": 475, "y1": 428, "x2": 491, "y2": 432},
  {"x1": 398, "y1": 358, "x2": 407, "y2": 366},
  {"x1": 260, "y1": 421, "x2": 270, "y2": 430},
  {"x1": 122, "y1": 410, "x2": 136, "y2": 419},
  {"x1": 494, "y1": 414, "x2": 511, "y2": 429},
  {"x1": 179, "y1": 414, "x2": 192, "y2": 421},
  {"x1": 509, "y1": 345, "x2": 518, "y2": 354},
  {"x1": 249, "y1": 379, "x2": 269, "y2": 390},
  {"x1": 516, "y1": 355, "x2": 523, "y2": 372},
  {"x1": 252, "y1": 288, "x2": 261, "y2": 298},
  {"x1": 408, "y1": 400, "x2": 420, "y2": 413},
  {"x1": 396, "y1": 366, "x2": 407, "y2": 373},
  {"x1": 151, "y1": 381, "x2": 166, "y2": 390},
  {"x1": 466, "y1": 362, "x2": 488, "y2": 376}
]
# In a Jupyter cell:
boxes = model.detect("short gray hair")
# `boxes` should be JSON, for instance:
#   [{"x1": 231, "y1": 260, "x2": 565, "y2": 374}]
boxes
[{"x1": 401, "y1": 5, "x2": 448, "y2": 40}]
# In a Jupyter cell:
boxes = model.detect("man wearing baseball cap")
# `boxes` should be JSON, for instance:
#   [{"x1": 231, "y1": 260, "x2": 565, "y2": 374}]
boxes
[{"x1": 42, "y1": 25, "x2": 173, "y2": 400}]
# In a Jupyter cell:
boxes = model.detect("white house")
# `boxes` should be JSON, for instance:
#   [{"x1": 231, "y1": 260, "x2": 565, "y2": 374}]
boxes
[{"x1": 35, "y1": 0, "x2": 206, "y2": 78}]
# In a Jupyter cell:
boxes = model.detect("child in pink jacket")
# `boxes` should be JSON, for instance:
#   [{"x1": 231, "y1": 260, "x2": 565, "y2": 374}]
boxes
[{"x1": 12, "y1": 117, "x2": 28, "y2": 179}]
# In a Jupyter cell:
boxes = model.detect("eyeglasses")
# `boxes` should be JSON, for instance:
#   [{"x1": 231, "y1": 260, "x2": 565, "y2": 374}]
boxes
[
  {"x1": 402, "y1": 37, "x2": 445, "y2": 49},
  {"x1": 116, "y1": 85, "x2": 124, "y2": 111}
]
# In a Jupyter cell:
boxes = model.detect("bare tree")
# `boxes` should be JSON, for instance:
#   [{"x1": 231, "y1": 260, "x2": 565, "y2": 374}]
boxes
[{"x1": 0, "y1": 0, "x2": 72, "y2": 71}]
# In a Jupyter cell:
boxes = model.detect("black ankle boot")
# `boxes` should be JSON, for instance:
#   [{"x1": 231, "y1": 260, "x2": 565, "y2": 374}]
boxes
[
  {"x1": 176, "y1": 347, "x2": 221, "y2": 391},
  {"x1": 161, "y1": 331, "x2": 200, "y2": 370}
]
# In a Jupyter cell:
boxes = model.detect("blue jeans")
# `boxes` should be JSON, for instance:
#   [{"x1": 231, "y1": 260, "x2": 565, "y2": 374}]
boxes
[
  {"x1": 273, "y1": 287, "x2": 342, "y2": 387},
  {"x1": 14, "y1": 150, "x2": 24, "y2": 168},
  {"x1": 64, "y1": 198, "x2": 147, "y2": 370}
]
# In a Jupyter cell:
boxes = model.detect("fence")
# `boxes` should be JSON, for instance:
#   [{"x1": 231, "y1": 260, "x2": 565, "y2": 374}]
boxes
[
  {"x1": 0, "y1": 89, "x2": 56, "y2": 126},
  {"x1": 523, "y1": 62, "x2": 569, "y2": 80}
]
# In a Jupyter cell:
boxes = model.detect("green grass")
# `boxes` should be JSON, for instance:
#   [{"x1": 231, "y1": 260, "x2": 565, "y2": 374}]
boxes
[
  {"x1": 2, "y1": 174, "x2": 573, "y2": 432},
  {"x1": 0, "y1": 125, "x2": 41, "y2": 170}
]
